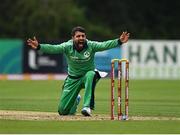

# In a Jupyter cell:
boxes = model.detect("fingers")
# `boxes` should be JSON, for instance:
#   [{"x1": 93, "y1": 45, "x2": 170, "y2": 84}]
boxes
[
  {"x1": 119, "y1": 31, "x2": 130, "y2": 43},
  {"x1": 121, "y1": 31, "x2": 130, "y2": 39},
  {"x1": 27, "y1": 38, "x2": 33, "y2": 43},
  {"x1": 26, "y1": 37, "x2": 38, "y2": 49},
  {"x1": 33, "y1": 36, "x2": 37, "y2": 41},
  {"x1": 27, "y1": 38, "x2": 34, "y2": 46},
  {"x1": 31, "y1": 44, "x2": 37, "y2": 49},
  {"x1": 27, "y1": 39, "x2": 33, "y2": 47},
  {"x1": 27, "y1": 42, "x2": 37, "y2": 49},
  {"x1": 27, "y1": 43, "x2": 37, "y2": 49},
  {"x1": 27, "y1": 36, "x2": 37, "y2": 43},
  {"x1": 122, "y1": 31, "x2": 130, "y2": 36}
]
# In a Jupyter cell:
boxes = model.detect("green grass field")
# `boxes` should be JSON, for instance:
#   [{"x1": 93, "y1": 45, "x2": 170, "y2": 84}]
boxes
[{"x1": 0, "y1": 79, "x2": 180, "y2": 133}]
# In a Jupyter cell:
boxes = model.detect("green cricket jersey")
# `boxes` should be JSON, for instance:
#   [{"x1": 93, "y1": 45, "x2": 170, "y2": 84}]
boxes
[{"x1": 40, "y1": 39, "x2": 122, "y2": 76}]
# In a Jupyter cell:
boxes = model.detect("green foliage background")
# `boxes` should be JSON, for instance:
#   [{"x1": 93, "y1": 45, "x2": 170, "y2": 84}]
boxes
[
  {"x1": 1, "y1": 0, "x2": 179, "y2": 40},
  {"x1": 0, "y1": 0, "x2": 113, "y2": 40}
]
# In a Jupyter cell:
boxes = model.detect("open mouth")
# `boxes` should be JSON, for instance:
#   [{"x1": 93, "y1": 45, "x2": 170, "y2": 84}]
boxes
[{"x1": 78, "y1": 41, "x2": 84, "y2": 44}]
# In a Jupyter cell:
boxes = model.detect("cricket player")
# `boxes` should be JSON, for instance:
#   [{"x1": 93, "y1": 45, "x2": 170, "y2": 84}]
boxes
[{"x1": 27, "y1": 26, "x2": 130, "y2": 116}]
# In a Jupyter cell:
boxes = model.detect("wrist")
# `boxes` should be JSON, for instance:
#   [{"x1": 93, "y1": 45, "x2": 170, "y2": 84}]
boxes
[
  {"x1": 36, "y1": 44, "x2": 41, "y2": 50},
  {"x1": 118, "y1": 39, "x2": 123, "y2": 45}
]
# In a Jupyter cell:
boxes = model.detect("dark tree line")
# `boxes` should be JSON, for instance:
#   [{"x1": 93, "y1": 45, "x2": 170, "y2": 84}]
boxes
[
  {"x1": 0, "y1": 0, "x2": 180, "y2": 40},
  {"x1": 76, "y1": 0, "x2": 180, "y2": 39}
]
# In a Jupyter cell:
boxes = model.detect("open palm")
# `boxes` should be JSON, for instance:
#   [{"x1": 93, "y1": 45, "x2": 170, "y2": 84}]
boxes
[
  {"x1": 120, "y1": 32, "x2": 130, "y2": 43},
  {"x1": 27, "y1": 37, "x2": 39, "y2": 49}
]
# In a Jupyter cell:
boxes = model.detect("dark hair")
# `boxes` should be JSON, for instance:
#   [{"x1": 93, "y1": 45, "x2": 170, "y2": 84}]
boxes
[{"x1": 71, "y1": 26, "x2": 86, "y2": 36}]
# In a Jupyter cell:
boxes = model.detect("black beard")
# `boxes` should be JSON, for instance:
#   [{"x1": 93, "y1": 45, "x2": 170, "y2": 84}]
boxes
[{"x1": 73, "y1": 40, "x2": 87, "y2": 52}]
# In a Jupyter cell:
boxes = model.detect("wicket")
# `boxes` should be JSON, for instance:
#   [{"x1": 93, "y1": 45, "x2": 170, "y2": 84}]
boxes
[{"x1": 111, "y1": 58, "x2": 129, "y2": 120}]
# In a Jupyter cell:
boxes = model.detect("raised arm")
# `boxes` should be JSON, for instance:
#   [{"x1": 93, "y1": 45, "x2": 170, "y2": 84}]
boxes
[
  {"x1": 91, "y1": 31, "x2": 130, "y2": 52},
  {"x1": 27, "y1": 37, "x2": 67, "y2": 54}
]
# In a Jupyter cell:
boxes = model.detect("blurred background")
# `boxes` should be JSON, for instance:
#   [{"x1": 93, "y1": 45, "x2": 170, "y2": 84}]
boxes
[{"x1": 0, "y1": 0, "x2": 180, "y2": 80}]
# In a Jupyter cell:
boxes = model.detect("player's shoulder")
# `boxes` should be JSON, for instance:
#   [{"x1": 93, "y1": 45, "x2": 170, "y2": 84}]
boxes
[
  {"x1": 87, "y1": 39, "x2": 99, "y2": 45},
  {"x1": 63, "y1": 39, "x2": 73, "y2": 45},
  {"x1": 87, "y1": 39, "x2": 94, "y2": 43},
  {"x1": 61, "y1": 40, "x2": 73, "y2": 47},
  {"x1": 87, "y1": 39, "x2": 101, "y2": 48}
]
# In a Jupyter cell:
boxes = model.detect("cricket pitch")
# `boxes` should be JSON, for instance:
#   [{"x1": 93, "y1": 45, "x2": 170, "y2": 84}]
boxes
[{"x1": 0, "y1": 110, "x2": 180, "y2": 121}]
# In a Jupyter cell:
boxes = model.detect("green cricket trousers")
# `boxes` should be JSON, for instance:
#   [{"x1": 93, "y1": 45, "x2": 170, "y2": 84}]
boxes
[{"x1": 58, "y1": 70, "x2": 100, "y2": 115}]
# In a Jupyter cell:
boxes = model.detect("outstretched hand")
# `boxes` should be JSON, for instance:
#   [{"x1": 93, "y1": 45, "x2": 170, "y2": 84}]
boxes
[
  {"x1": 119, "y1": 32, "x2": 130, "y2": 43},
  {"x1": 27, "y1": 37, "x2": 39, "y2": 49}
]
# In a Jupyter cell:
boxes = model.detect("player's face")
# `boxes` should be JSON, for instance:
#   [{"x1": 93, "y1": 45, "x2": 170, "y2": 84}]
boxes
[{"x1": 72, "y1": 31, "x2": 86, "y2": 48}]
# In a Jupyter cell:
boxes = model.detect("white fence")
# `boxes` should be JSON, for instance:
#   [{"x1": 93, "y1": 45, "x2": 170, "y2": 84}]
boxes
[{"x1": 122, "y1": 40, "x2": 180, "y2": 79}]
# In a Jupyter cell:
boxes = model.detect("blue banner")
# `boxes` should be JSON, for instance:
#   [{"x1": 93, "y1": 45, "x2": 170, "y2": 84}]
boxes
[
  {"x1": 94, "y1": 47, "x2": 122, "y2": 71},
  {"x1": 0, "y1": 40, "x2": 23, "y2": 74}
]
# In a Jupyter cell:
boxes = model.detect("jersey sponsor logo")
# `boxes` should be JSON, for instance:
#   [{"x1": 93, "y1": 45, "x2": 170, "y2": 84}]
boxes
[
  {"x1": 70, "y1": 56, "x2": 91, "y2": 62},
  {"x1": 70, "y1": 56, "x2": 79, "y2": 59}
]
